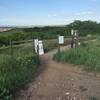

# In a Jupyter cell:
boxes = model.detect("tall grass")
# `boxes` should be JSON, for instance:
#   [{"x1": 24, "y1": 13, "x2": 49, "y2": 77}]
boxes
[
  {"x1": 0, "y1": 42, "x2": 39, "y2": 100},
  {"x1": 54, "y1": 40, "x2": 100, "y2": 72}
]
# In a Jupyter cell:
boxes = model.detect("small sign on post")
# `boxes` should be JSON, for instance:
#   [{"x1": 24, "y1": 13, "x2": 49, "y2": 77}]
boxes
[
  {"x1": 58, "y1": 36, "x2": 64, "y2": 44},
  {"x1": 58, "y1": 35, "x2": 64, "y2": 52}
]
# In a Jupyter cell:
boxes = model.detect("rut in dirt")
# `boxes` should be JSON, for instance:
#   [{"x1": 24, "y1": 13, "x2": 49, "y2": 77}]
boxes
[{"x1": 16, "y1": 46, "x2": 100, "y2": 100}]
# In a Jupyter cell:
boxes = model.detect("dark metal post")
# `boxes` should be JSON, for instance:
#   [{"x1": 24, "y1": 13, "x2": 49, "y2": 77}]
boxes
[
  {"x1": 58, "y1": 43, "x2": 60, "y2": 53},
  {"x1": 71, "y1": 30, "x2": 74, "y2": 48},
  {"x1": 37, "y1": 42, "x2": 39, "y2": 60},
  {"x1": 58, "y1": 35, "x2": 60, "y2": 53},
  {"x1": 74, "y1": 30, "x2": 79, "y2": 48},
  {"x1": 77, "y1": 31, "x2": 79, "y2": 47},
  {"x1": 74, "y1": 30, "x2": 77, "y2": 48}
]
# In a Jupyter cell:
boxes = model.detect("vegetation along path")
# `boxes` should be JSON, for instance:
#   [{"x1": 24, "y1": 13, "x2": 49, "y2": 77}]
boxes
[{"x1": 16, "y1": 46, "x2": 100, "y2": 100}]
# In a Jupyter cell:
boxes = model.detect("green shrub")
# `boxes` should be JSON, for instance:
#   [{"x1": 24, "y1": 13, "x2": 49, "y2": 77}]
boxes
[{"x1": 54, "y1": 40, "x2": 100, "y2": 72}]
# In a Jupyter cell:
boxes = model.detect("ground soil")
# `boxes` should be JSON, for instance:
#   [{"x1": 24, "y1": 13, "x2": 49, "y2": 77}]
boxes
[{"x1": 15, "y1": 46, "x2": 100, "y2": 100}]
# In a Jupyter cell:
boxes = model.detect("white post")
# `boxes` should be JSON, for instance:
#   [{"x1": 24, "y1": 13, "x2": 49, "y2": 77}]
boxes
[
  {"x1": 38, "y1": 40, "x2": 44, "y2": 55},
  {"x1": 71, "y1": 29, "x2": 74, "y2": 35},
  {"x1": 34, "y1": 39, "x2": 39, "y2": 53}
]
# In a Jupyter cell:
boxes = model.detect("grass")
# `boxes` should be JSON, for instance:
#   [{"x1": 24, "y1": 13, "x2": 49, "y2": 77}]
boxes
[
  {"x1": 0, "y1": 37, "x2": 98, "y2": 99},
  {"x1": 0, "y1": 38, "x2": 60, "y2": 100},
  {"x1": 0, "y1": 42, "x2": 39, "y2": 100},
  {"x1": 54, "y1": 39, "x2": 100, "y2": 72}
]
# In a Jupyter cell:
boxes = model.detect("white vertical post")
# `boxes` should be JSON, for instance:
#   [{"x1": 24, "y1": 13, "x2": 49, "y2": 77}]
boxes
[
  {"x1": 34, "y1": 39, "x2": 38, "y2": 53},
  {"x1": 71, "y1": 29, "x2": 74, "y2": 35},
  {"x1": 38, "y1": 41, "x2": 44, "y2": 55}
]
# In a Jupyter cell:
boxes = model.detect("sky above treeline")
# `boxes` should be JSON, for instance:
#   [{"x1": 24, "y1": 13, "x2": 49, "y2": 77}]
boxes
[{"x1": 0, "y1": 0, "x2": 100, "y2": 26}]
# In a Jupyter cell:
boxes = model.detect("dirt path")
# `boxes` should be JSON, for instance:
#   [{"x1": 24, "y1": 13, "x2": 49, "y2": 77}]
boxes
[{"x1": 16, "y1": 46, "x2": 100, "y2": 100}]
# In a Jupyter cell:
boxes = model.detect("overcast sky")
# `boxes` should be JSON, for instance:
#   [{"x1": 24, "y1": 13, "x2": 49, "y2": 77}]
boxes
[{"x1": 0, "y1": 0, "x2": 100, "y2": 26}]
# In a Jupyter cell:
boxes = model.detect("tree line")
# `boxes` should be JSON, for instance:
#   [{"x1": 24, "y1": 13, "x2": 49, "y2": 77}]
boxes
[{"x1": 0, "y1": 20, "x2": 100, "y2": 46}]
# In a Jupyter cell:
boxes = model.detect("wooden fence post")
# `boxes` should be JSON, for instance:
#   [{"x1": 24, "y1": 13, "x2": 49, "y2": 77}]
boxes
[
  {"x1": 10, "y1": 40, "x2": 13, "y2": 57},
  {"x1": 58, "y1": 43, "x2": 60, "y2": 53}
]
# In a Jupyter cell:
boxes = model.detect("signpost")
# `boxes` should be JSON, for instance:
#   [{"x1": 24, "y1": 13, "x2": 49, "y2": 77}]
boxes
[
  {"x1": 34, "y1": 39, "x2": 44, "y2": 56},
  {"x1": 58, "y1": 36, "x2": 64, "y2": 44},
  {"x1": 58, "y1": 35, "x2": 64, "y2": 52},
  {"x1": 71, "y1": 29, "x2": 79, "y2": 48}
]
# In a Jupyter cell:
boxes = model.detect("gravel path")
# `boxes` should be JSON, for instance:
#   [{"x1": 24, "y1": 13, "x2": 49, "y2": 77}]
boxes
[{"x1": 15, "y1": 46, "x2": 100, "y2": 100}]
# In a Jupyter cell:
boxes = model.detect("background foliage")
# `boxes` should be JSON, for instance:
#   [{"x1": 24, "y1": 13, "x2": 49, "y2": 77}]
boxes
[{"x1": 0, "y1": 20, "x2": 100, "y2": 46}]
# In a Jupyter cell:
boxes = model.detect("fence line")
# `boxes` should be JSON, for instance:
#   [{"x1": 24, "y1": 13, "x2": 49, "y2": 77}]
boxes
[{"x1": 0, "y1": 36, "x2": 96, "y2": 51}]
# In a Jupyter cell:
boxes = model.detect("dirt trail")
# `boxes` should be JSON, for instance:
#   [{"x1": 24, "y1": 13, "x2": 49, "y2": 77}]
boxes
[{"x1": 16, "y1": 46, "x2": 100, "y2": 100}]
